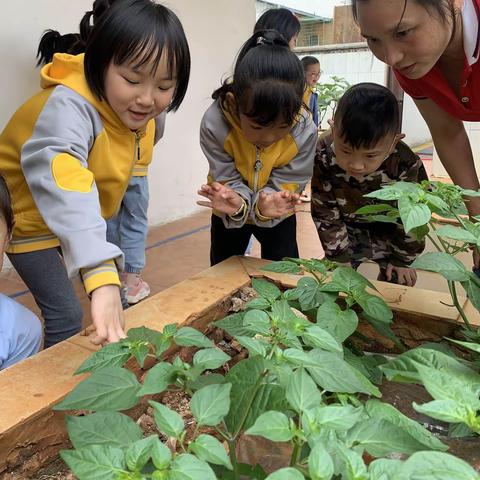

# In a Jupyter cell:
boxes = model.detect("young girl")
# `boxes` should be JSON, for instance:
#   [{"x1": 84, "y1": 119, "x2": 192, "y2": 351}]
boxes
[
  {"x1": 197, "y1": 30, "x2": 317, "y2": 265},
  {"x1": 37, "y1": 0, "x2": 156, "y2": 306},
  {"x1": 0, "y1": 175, "x2": 42, "y2": 369},
  {"x1": 0, "y1": 0, "x2": 190, "y2": 347},
  {"x1": 254, "y1": 8, "x2": 301, "y2": 49},
  {"x1": 352, "y1": 0, "x2": 480, "y2": 265}
]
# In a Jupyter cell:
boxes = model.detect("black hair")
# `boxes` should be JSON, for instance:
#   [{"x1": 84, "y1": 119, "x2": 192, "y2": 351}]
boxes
[
  {"x1": 36, "y1": 0, "x2": 115, "y2": 66},
  {"x1": 254, "y1": 8, "x2": 301, "y2": 44},
  {"x1": 352, "y1": 0, "x2": 457, "y2": 38},
  {"x1": 301, "y1": 56, "x2": 320, "y2": 71},
  {"x1": 85, "y1": 0, "x2": 190, "y2": 111},
  {"x1": 0, "y1": 175, "x2": 14, "y2": 237},
  {"x1": 213, "y1": 30, "x2": 305, "y2": 126},
  {"x1": 334, "y1": 83, "x2": 399, "y2": 149}
]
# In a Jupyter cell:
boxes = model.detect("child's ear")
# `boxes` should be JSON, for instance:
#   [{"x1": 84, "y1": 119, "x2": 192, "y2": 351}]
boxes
[
  {"x1": 225, "y1": 92, "x2": 236, "y2": 110},
  {"x1": 394, "y1": 133, "x2": 406, "y2": 144}
]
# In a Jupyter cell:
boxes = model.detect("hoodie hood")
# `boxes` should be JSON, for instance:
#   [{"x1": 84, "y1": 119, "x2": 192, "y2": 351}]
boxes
[{"x1": 40, "y1": 53, "x2": 124, "y2": 130}]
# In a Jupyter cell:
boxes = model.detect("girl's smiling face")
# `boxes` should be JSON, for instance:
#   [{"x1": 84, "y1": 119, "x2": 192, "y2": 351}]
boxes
[
  {"x1": 355, "y1": 0, "x2": 455, "y2": 79},
  {"x1": 104, "y1": 51, "x2": 177, "y2": 130}
]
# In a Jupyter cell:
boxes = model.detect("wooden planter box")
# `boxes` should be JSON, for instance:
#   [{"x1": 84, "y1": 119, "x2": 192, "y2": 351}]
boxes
[{"x1": 1, "y1": 256, "x2": 478, "y2": 477}]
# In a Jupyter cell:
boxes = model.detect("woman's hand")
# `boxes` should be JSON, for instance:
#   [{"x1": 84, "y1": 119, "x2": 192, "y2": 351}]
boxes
[{"x1": 90, "y1": 284, "x2": 126, "y2": 346}]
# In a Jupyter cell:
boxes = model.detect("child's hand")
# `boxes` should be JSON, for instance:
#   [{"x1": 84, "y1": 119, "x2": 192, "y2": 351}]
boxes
[
  {"x1": 257, "y1": 190, "x2": 300, "y2": 218},
  {"x1": 197, "y1": 182, "x2": 244, "y2": 215},
  {"x1": 386, "y1": 263, "x2": 417, "y2": 287},
  {"x1": 90, "y1": 284, "x2": 126, "y2": 346}
]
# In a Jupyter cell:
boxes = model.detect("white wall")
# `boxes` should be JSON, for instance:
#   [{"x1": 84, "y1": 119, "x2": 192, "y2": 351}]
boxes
[
  {"x1": 297, "y1": 45, "x2": 431, "y2": 146},
  {"x1": 0, "y1": 0, "x2": 256, "y2": 226}
]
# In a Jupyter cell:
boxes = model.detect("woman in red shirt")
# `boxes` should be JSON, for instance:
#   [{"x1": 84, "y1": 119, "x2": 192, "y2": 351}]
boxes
[{"x1": 352, "y1": 0, "x2": 480, "y2": 260}]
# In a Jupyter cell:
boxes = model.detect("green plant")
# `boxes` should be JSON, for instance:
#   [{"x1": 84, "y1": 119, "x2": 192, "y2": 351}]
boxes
[
  {"x1": 314, "y1": 76, "x2": 350, "y2": 127},
  {"x1": 52, "y1": 259, "x2": 480, "y2": 479}
]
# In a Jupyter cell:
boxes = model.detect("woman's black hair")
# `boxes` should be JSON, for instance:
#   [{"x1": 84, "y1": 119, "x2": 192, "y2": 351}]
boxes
[
  {"x1": 0, "y1": 175, "x2": 14, "y2": 237},
  {"x1": 351, "y1": 0, "x2": 457, "y2": 37},
  {"x1": 84, "y1": 0, "x2": 190, "y2": 112},
  {"x1": 334, "y1": 83, "x2": 399, "y2": 149},
  {"x1": 36, "y1": 0, "x2": 115, "y2": 66},
  {"x1": 301, "y1": 56, "x2": 320, "y2": 71},
  {"x1": 213, "y1": 30, "x2": 305, "y2": 126},
  {"x1": 254, "y1": 8, "x2": 301, "y2": 43}
]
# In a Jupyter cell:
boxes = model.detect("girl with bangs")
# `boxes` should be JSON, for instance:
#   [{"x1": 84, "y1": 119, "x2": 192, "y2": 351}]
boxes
[
  {"x1": 0, "y1": 0, "x2": 190, "y2": 347},
  {"x1": 197, "y1": 30, "x2": 317, "y2": 265}
]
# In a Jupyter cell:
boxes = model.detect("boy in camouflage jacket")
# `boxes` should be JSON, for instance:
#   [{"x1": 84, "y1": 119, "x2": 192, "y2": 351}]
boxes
[{"x1": 311, "y1": 83, "x2": 427, "y2": 286}]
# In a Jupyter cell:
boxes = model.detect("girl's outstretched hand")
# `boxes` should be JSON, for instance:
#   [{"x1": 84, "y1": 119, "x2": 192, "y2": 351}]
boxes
[
  {"x1": 90, "y1": 284, "x2": 126, "y2": 346},
  {"x1": 257, "y1": 190, "x2": 300, "y2": 218},
  {"x1": 197, "y1": 182, "x2": 243, "y2": 215}
]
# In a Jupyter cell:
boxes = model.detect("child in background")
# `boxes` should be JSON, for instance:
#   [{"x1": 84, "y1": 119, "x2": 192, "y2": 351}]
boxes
[
  {"x1": 311, "y1": 83, "x2": 427, "y2": 286},
  {"x1": 254, "y1": 8, "x2": 300, "y2": 49},
  {"x1": 197, "y1": 30, "x2": 317, "y2": 265},
  {"x1": 37, "y1": 0, "x2": 155, "y2": 306},
  {"x1": 0, "y1": 0, "x2": 190, "y2": 347},
  {"x1": 301, "y1": 56, "x2": 321, "y2": 127},
  {"x1": 0, "y1": 175, "x2": 42, "y2": 369}
]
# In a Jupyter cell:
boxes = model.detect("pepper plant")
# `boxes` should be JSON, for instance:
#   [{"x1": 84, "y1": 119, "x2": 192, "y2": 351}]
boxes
[{"x1": 53, "y1": 259, "x2": 480, "y2": 479}]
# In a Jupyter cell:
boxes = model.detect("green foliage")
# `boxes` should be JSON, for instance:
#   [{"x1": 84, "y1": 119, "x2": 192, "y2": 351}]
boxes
[{"x1": 314, "y1": 75, "x2": 350, "y2": 125}]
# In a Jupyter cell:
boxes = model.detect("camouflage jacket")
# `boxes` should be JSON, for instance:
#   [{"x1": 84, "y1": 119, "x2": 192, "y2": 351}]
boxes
[{"x1": 311, "y1": 139, "x2": 427, "y2": 266}]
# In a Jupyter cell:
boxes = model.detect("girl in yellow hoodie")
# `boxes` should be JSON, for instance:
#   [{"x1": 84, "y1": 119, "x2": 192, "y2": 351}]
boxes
[
  {"x1": 197, "y1": 30, "x2": 317, "y2": 265},
  {"x1": 0, "y1": 0, "x2": 190, "y2": 347}
]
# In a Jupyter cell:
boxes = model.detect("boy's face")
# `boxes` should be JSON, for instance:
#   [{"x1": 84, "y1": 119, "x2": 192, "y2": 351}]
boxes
[
  {"x1": 332, "y1": 123, "x2": 404, "y2": 178},
  {"x1": 304, "y1": 63, "x2": 321, "y2": 87}
]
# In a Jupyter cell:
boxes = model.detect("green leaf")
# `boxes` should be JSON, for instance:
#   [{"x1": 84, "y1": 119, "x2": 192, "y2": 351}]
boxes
[
  {"x1": 347, "y1": 418, "x2": 434, "y2": 457},
  {"x1": 60, "y1": 445, "x2": 126, "y2": 480},
  {"x1": 436, "y1": 225, "x2": 477, "y2": 244},
  {"x1": 154, "y1": 334, "x2": 172, "y2": 358},
  {"x1": 193, "y1": 348, "x2": 230, "y2": 370},
  {"x1": 163, "y1": 323, "x2": 178, "y2": 338},
  {"x1": 262, "y1": 261, "x2": 302, "y2": 274},
  {"x1": 412, "y1": 252, "x2": 470, "y2": 281},
  {"x1": 282, "y1": 348, "x2": 318, "y2": 367},
  {"x1": 316, "y1": 302, "x2": 358, "y2": 342},
  {"x1": 369, "y1": 214, "x2": 399, "y2": 224},
  {"x1": 130, "y1": 343, "x2": 149, "y2": 368},
  {"x1": 286, "y1": 368, "x2": 322, "y2": 413},
  {"x1": 296, "y1": 277, "x2": 333, "y2": 310},
  {"x1": 214, "y1": 312, "x2": 254, "y2": 338},
  {"x1": 125, "y1": 435, "x2": 158, "y2": 471},
  {"x1": 244, "y1": 309, "x2": 271, "y2": 336},
  {"x1": 66, "y1": 412, "x2": 143, "y2": 450},
  {"x1": 365, "y1": 400, "x2": 447, "y2": 451},
  {"x1": 169, "y1": 453, "x2": 216, "y2": 480},
  {"x1": 398, "y1": 196, "x2": 431, "y2": 232},
  {"x1": 189, "y1": 434, "x2": 232, "y2": 469},
  {"x1": 336, "y1": 444, "x2": 368, "y2": 480},
  {"x1": 54, "y1": 367, "x2": 141, "y2": 411},
  {"x1": 126, "y1": 326, "x2": 162, "y2": 344},
  {"x1": 173, "y1": 327, "x2": 214, "y2": 348},
  {"x1": 308, "y1": 350, "x2": 381, "y2": 397},
  {"x1": 138, "y1": 362, "x2": 174, "y2": 396},
  {"x1": 246, "y1": 297, "x2": 271, "y2": 310},
  {"x1": 413, "y1": 399, "x2": 472, "y2": 424},
  {"x1": 190, "y1": 383, "x2": 232, "y2": 426},
  {"x1": 368, "y1": 459, "x2": 403, "y2": 480},
  {"x1": 424, "y1": 193, "x2": 450, "y2": 214},
  {"x1": 245, "y1": 411, "x2": 293, "y2": 442},
  {"x1": 252, "y1": 277, "x2": 282, "y2": 301},
  {"x1": 354, "y1": 292, "x2": 393, "y2": 322},
  {"x1": 364, "y1": 187, "x2": 403, "y2": 201},
  {"x1": 309, "y1": 442, "x2": 334, "y2": 480},
  {"x1": 271, "y1": 299, "x2": 302, "y2": 325},
  {"x1": 236, "y1": 335, "x2": 267, "y2": 357},
  {"x1": 265, "y1": 468, "x2": 305, "y2": 480},
  {"x1": 396, "y1": 451, "x2": 480, "y2": 480},
  {"x1": 74, "y1": 343, "x2": 131, "y2": 374},
  {"x1": 355, "y1": 203, "x2": 395, "y2": 215},
  {"x1": 151, "y1": 439, "x2": 172, "y2": 470},
  {"x1": 186, "y1": 373, "x2": 226, "y2": 391},
  {"x1": 311, "y1": 405, "x2": 364, "y2": 431},
  {"x1": 461, "y1": 273, "x2": 480, "y2": 312},
  {"x1": 446, "y1": 338, "x2": 480, "y2": 354},
  {"x1": 303, "y1": 325, "x2": 343, "y2": 353},
  {"x1": 149, "y1": 401, "x2": 184, "y2": 438},
  {"x1": 331, "y1": 266, "x2": 376, "y2": 292}
]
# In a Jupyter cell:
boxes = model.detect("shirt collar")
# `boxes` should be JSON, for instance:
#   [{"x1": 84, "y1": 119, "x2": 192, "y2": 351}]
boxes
[{"x1": 463, "y1": 0, "x2": 480, "y2": 66}]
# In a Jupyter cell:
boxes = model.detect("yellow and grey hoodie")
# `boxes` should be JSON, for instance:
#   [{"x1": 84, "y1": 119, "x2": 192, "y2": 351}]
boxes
[
  {"x1": 200, "y1": 99, "x2": 317, "y2": 228},
  {"x1": 0, "y1": 53, "x2": 165, "y2": 294}
]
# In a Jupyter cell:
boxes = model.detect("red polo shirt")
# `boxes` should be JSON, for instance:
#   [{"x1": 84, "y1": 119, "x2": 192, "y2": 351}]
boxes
[{"x1": 394, "y1": 0, "x2": 480, "y2": 122}]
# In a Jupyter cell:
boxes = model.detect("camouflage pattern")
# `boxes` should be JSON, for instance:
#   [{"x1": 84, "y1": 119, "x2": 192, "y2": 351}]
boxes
[{"x1": 311, "y1": 139, "x2": 427, "y2": 267}]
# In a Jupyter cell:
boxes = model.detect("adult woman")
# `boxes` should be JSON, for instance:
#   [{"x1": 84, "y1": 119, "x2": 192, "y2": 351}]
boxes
[{"x1": 352, "y1": 0, "x2": 480, "y2": 233}]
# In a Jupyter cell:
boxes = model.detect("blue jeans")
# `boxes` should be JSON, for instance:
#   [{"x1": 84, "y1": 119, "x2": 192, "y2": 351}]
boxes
[{"x1": 107, "y1": 176, "x2": 149, "y2": 274}]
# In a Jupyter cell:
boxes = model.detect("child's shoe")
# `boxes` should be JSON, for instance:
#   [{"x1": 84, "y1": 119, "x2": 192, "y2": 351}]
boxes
[{"x1": 120, "y1": 272, "x2": 151, "y2": 304}]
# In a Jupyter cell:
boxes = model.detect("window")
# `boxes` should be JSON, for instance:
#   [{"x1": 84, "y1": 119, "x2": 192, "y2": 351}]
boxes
[{"x1": 309, "y1": 34, "x2": 319, "y2": 46}]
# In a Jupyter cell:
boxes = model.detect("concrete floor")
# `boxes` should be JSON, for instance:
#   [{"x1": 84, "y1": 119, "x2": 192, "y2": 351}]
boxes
[{"x1": 1, "y1": 148, "x2": 471, "y2": 328}]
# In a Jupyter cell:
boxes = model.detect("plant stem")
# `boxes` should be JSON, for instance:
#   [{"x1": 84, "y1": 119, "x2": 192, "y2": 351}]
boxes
[
  {"x1": 290, "y1": 441, "x2": 301, "y2": 467},
  {"x1": 426, "y1": 231, "x2": 443, "y2": 253},
  {"x1": 214, "y1": 425, "x2": 232, "y2": 442},
  {"x1": 448, "y1": 280, "x2": 473, "y2": 331},
  {"x1": 310, "y1": 269, "x2": 323, "y2": 284},
  {"x1": 429, "y1": 222, "x2": 450, "y2": 253},
  {"x1": 227, "y1": 439, "x2": 240, "y2": 479}
]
